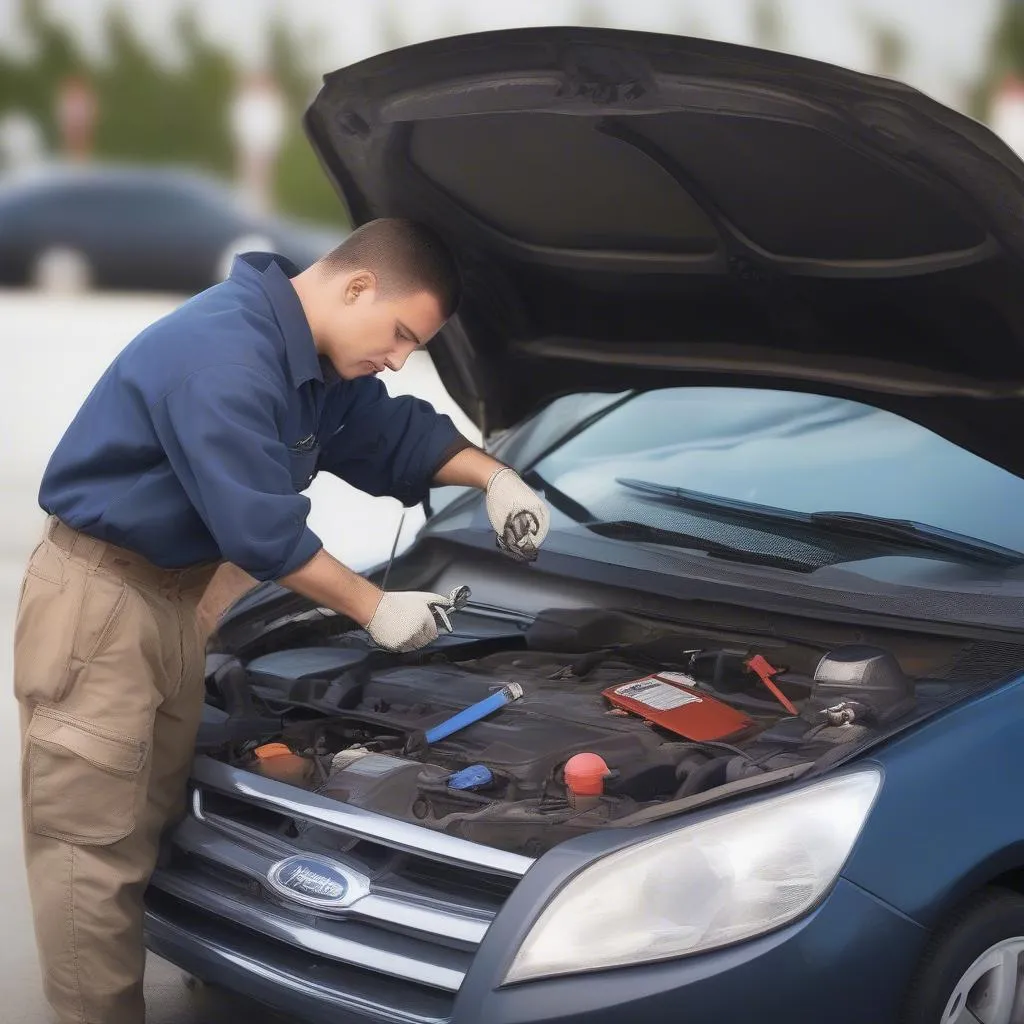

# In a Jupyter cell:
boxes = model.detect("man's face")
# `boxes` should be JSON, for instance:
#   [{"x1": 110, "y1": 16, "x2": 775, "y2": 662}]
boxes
[{"x1": 325, "y1": 273, "x2": 446, "y2": 380}]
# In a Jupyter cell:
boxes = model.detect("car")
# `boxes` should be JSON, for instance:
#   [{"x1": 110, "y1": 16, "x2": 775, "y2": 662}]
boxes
[
  {"x1": 142, "y1": 25, "x2": 1024, "y2": 1024},
  {"x1": 0, "y1": 163, "x2": 343, "y2": 293}
]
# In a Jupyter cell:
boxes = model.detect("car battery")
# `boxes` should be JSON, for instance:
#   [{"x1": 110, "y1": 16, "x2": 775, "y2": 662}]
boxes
[
  {"x1": 321, "y1": 752, "x2": 448, "y2": 818},
  {"x1": 603, "y1": 672, "x2": 753, "y2": 742}
]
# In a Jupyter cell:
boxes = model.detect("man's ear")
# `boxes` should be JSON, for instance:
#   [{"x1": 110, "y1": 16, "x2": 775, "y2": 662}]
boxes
[{"x1": 344, "y1": 271, "x2": 377, "y2": 305}]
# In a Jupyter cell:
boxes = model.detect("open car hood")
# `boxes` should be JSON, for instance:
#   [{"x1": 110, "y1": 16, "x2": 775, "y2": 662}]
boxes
[{"x1": 305, "y1": 27, "x2": 1024, "y2": 477}]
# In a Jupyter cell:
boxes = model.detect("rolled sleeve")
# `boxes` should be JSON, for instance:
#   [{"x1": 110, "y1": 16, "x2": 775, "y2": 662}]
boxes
[
  {"x1": 319, "y1": 378, "x2": 463, "y2": 506},
  {"x1": 151, "y1": 364, "x2": 323, "y2": 581}
]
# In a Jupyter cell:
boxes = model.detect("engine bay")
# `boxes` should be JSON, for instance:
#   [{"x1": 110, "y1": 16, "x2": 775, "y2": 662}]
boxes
[{"x1": 198, "y1": 603, "x2": 979, "y2": 856}]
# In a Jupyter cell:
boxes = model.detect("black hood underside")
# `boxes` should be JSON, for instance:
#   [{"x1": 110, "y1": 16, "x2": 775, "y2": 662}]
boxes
[{"x1": 304, "y1": 27, "x2": 1024, "y2": 477}]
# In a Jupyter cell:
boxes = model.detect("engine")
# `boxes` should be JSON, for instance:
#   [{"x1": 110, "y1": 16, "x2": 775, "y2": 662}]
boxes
[{"x1": 202, "y1": 634, "x2": 922, "y2": 856}]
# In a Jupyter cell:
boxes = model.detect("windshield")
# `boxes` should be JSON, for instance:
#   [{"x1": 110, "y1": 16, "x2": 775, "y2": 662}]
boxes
[{"x1": 530, "y1": 388, "x2": 1024, "y2": 558}]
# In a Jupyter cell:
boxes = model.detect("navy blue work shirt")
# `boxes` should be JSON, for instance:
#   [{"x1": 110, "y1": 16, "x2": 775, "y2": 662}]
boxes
[{"x1": 39, "y1": 253, "x2": 467, "y2": 581}]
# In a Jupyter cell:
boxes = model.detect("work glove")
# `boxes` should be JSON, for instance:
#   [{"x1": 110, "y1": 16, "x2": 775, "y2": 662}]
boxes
[
  {"x1": 365, "y1": 587, "x2": 467, "y2": 653},
  {"x1": 485, "y1": 467, "x2": 550, "y2": 563}
]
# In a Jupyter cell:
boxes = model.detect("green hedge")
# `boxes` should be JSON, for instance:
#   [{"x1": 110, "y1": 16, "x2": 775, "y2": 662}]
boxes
[{"x1": 0, "y1": 0, "x2": 348, "y2": 227}]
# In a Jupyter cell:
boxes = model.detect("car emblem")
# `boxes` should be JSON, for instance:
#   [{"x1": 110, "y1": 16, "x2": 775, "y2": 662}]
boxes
[{"x1": 266, "y1": 854, "x2": 369, "y2": 911}]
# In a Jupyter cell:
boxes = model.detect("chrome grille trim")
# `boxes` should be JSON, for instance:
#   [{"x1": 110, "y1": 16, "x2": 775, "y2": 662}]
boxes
[
  {"x1": 191, "y1": 755, "x2": 534, "y2": 878},
  {"x1": 150, "y1": 870, "x2": 467, "y2": 992},
  {"x1": 171, "y1": 814, "x2": 491, "y2": 945},
  {"x1": 152, "y1": 756, "x2": 533, "y2": 997}
]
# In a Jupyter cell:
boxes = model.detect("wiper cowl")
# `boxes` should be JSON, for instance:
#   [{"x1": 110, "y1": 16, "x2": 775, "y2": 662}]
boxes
[{"x1": 616, "y1": 478, "x2": 1024, "y2": 570}]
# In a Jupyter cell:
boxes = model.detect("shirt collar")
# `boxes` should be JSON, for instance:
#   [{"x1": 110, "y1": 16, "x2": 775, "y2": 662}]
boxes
[{"x1": 231, "y1": 252, "x2": 334, "y2": 388}]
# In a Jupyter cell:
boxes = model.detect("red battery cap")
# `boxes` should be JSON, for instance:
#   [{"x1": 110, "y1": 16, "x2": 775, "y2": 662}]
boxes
[{"x1": 564, "y1": 753, "x2": 610, "y2": 797}]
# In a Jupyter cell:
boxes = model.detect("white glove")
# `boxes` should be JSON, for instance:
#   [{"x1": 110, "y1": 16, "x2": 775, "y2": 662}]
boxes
[
  {"x1": 485, "y1": 468, "x2": 550, "y2": 562},
  {"x1": 365, "y1": 588, "x2": 463, "y2": 653}
]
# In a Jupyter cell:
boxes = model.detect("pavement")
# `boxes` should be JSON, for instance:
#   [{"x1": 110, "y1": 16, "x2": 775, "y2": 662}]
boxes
[{"x1": 0, "y1": 289, "x2": 481, "y2": 1022}]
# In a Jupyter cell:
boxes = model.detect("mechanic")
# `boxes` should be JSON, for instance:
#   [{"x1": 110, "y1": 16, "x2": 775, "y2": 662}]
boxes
[{"x1": 13, "y1": 218, "x2": 550, "y2": 1024}]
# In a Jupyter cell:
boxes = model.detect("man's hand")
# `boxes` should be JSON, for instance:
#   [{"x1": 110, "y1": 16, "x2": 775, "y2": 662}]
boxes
[
  {"x1": 278, "y1": 550, "x2": 466, "y2": 653},
  {"x1": 433, "y1": 446, "x2": 552, "y2": 562},
  {"x1": 485, "y1": 467, "x2": 550, "y2": 562},
  {"x1": 365, "y1": 588, "x2": 462, "y2": 652}
]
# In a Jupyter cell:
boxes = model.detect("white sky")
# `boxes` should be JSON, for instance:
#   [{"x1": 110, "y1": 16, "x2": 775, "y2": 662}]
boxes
[{"x1": 0, "y1": 0, "x2": 1004, "y2": 112}]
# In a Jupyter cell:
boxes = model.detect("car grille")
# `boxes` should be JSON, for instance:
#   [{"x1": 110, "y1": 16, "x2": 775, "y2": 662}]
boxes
[{"x1": 146, "y1": 755, "x2": 535, "y2": 1020}]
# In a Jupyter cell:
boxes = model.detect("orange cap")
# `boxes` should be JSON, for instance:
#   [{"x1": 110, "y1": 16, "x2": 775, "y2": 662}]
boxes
[
  {"x1": 254, "y1": 742, "x2": 293, "y2": 760},
  {"x1": 564, "y1": 753, "x2": 610, "y2": 797}
]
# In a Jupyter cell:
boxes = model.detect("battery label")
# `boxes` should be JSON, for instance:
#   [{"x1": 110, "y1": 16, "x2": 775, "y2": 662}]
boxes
[{"x1": 613, "y1": 678, "x2": 702, "y2": 711}]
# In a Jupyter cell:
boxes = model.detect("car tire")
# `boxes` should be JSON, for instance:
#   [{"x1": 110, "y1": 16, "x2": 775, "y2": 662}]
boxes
[
  {"x1": 903, "y1": 886, "x2": 1024, "y2": 1024},
  {"x1": 30, "y1": 246, "x2": 93, "y2": 293}
]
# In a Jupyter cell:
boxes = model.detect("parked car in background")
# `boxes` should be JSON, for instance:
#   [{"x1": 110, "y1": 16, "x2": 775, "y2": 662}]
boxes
[
  {"x1": 138, "y1": 26, "x2": 1024, "y2": 1024},
  {"x1": 0, "y1": 163, "x2": 343, "y2": 293}
]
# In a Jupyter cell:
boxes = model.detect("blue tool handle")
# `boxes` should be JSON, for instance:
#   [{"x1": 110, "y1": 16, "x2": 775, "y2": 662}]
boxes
[{"x1": 424, "y1": 683, "x2": 523, "y2": 744}]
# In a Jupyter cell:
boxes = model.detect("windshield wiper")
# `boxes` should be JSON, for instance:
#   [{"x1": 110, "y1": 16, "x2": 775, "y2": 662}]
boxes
[
  {"x1": 805, "y1": 511, "x2": 1024, "y2": 568},
  {"x1": 587, "y1": 520, "x2": 819, "y2": 572},
  {"x1": 617, "y1": 478, "x2": 1024, "y2": 569},
  {"x1": 524, "y1": 470, "x2": 820, "y2": 571}
]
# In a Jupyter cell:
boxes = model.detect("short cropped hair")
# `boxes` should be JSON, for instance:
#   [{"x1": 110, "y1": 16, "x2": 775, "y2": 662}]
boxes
[{"x1": 317, "y1": 218, "x2": 461, "y2": 318}]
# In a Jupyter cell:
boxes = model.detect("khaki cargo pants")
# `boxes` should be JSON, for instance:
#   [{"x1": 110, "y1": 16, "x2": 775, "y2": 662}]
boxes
[{"x1": 13, "y1": 517, "x2": 222, "y2": 1024}]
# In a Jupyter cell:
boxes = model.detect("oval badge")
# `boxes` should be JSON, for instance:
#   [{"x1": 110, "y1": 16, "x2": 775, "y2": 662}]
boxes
[{"x1": 266, "y1": 854, "x2": 365, "y2": 910}]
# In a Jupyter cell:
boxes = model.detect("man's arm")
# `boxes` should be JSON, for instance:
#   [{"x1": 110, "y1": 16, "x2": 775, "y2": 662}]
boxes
[
  {"x1": 151, "y1": 363, "x2": 323, "y2": 581},
  {"x1": 153, "y1": 363, "x2": 325, "y2": 643},
  {"x1": 318, "y1": 378, "x2": 472, "y2": 505},
  {"x1": 278, "y1": 548, "x2": 381, "y2": 624},
  {"x1": 282, "y1": 444, "x2": 505, "y2": 613},
  {"x1": 192, "y1": 408, "x2": 505, "y2": 644},
  {"x1": 193, "y1": 387, "x2": 550, "y2": 645},
  {"x1": 196, "y1": 445, "x2": 546, "y2": 642},
  {"x1": 432, "y1": 444, "x2": 505, "y2": 489}
]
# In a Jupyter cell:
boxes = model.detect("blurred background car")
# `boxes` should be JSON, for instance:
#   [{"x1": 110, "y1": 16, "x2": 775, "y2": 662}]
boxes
[{"x1": 0, "y1": 163, "x2": 343, "y2": 293}]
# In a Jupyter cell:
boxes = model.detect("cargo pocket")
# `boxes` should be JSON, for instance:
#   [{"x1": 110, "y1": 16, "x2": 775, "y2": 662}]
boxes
[
  {"x1": 25, "y1": 706, "x2": 149, "y2": 845},
  {"x1": 14, "y1": 560, "x2": 129, "y2": 706}
]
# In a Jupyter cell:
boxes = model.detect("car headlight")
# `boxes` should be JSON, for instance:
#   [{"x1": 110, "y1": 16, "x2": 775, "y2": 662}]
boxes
[{"x1": 504, "y1": 768, "x2": 881, "y2": 984}]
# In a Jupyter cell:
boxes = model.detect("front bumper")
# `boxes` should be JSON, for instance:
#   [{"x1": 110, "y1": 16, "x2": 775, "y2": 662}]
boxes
[
  {"x1": 145, "y1": 900, "x2": 453, "y2": 1023},
  {"x1": 146, "y1": 876, "x2": 927, "y2": 1024}
]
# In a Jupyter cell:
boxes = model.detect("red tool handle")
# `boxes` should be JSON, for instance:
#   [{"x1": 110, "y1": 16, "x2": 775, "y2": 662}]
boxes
[{"x1": 746, "y1": 655, "x2": 798, "y2": 715}]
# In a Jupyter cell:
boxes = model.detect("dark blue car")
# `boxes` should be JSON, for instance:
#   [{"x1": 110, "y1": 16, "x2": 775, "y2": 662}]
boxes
[
  {"x1": 0, "y1": 164, "x2": 342, "y2": 293},
  {"x1": 145, "y1": 27, "x2": 1024, "y2": 1024}
]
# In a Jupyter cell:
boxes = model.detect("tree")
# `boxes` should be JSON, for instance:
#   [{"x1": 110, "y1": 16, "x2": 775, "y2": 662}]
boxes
[
  {"x1": 0, "y1": 0, "x2": 347, "y2": 225},
  {"x1": 752, "y1": 0, "x2": 783, "y2": 51},
  {"x1": 268, "y1": 15, "x2": 349, "y2": 226},
  {"x1": 863, "y1": 18, "x2": 909, "y2": 79},
  {"x1": 92, "y1": 6, "x2": 236, "y2": 174},
  {"x1": 972, "y1": 0, "x2": 1024, "y2": 122},
  {"x1": 0, "y1": 0, "x2": 88, "y2": 149}
]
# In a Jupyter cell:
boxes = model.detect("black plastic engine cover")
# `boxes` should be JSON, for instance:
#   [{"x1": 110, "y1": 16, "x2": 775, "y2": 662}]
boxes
[
  {"x1": 354, "y1": 658, "x2": 667, "y2": 797},
  {"x1": 249, "y1": 647, "x2": 675, "y2": 796}
]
